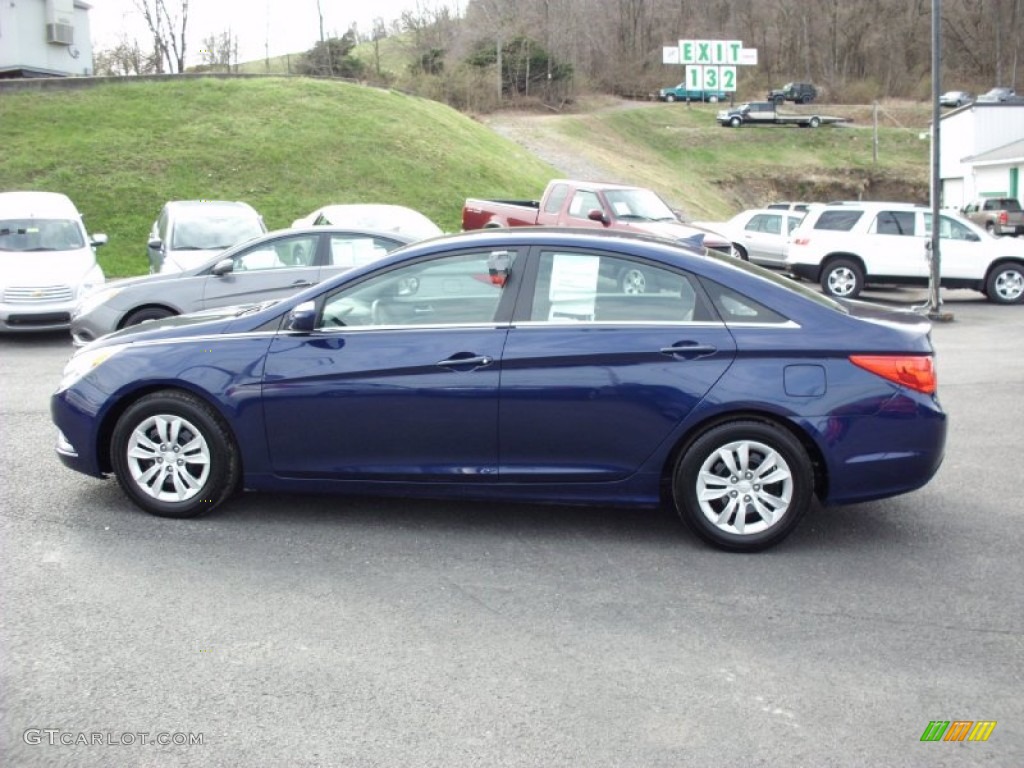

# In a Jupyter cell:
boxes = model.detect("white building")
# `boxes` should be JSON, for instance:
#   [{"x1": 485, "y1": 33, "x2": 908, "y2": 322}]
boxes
[
  {"x1": 940, "y1": 103, "x2": 1024, "y2": 208},
  {"x1": 0, "y1": 0, "x2": 95, "y2": 78}
]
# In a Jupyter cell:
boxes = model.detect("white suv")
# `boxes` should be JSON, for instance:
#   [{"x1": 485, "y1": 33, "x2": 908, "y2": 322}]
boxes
[{"x1": 785, "y1": 202, "x2": 1024, "y2": 303}]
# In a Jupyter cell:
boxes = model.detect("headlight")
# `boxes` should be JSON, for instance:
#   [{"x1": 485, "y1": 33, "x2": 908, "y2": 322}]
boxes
[
  {"x1": 57, "y1": 343, "x2": 127, "y2": 392},
  {"x1": 75, "y1": 265, "x2": 106, "y2": 300},
  {"x1": 74, "y1": 285, "x2": 122, "y2": 318}
]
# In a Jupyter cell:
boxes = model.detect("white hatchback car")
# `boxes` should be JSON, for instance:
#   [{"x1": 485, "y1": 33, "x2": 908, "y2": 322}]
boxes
[
  {"x1": 0, "y1": 191, "x2": 106, "y2": 332},
  {"x1": 149, "y1": 200, "x2": 266, "y2": 274}
]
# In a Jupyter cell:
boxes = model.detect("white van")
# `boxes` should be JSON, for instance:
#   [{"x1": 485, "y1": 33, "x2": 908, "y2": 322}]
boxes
[{"x1": 0, "y1": 191, "x2": 107, "y2": 332}]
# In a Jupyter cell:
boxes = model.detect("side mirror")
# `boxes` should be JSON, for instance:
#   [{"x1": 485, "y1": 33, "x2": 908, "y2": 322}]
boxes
[
  {"x1": 587, "y1": 208, "x2": 610, "y2": 225},
  {"x1": 90, "y1": 233, "x2": 108, "y2": 247},
  {"x1": 286, "y1": 301, "x2": 317, "y2": 332},
  {"x1": 966, "y1": 232, "x2": 980, "y2": 242},
  {"x1": 212, "y1": 258, "x2": 234, "y2": 276}
]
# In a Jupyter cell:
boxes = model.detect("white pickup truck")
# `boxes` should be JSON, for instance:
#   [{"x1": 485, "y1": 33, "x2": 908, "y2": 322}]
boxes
[{"x1": 784, "y1": 202, "x2": 1024, "y2": 304}]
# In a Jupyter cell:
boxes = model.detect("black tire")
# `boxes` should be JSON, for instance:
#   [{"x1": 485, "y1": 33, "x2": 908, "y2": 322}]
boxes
[
  {"x1": 820, "y1": 258, "x2": 864, "y2": 298},
  {"x1": 673, "y1": 420, "x2": 814, "y2": 551},
  {"x1": 733, "y1": 244, "x2": 749, "y2": 261},
  {"x1": 708, "y1": 95, "x2": 719, "y2": 103},
  {"x1": 618, "y1": 266, "x2": 649, "y2": 294},
  {"x1": 985, "y1": 222, "x2": 997, "y2": 236},
  {"x1": 985, "y1": 262, "x2": 1024, "y2": 304},
  {"x1": 122, "y1": 306, "x2": 175, "y2": 328},
  {"x1": 729, "y1": 116, "x2": 742, "y2": 128},
  {"x1": 665, "y1": 94, "x2": 676, "y2": 103},
  {"x1": 809, "y1": 116, "x2": 821, "y2": 128},
  {"x1": 110, "y1": 390, "x2": 240, "y2": 518}
]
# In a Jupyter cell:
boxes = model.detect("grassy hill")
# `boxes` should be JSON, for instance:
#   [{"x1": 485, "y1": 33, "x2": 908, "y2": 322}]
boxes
[
  {"x1": 502, "y1": 100, "x2": 932, "y2": 220},
  {"x1": 0, "y1": 77, "x2": 557, "y2": 277},
  {"x1": 0, "y1": 77, "x2": 932, "y2": 278}
]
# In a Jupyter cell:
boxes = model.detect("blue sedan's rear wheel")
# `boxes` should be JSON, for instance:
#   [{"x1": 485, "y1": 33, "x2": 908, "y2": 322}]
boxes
[
  {"x1": 110, "y1": 390, "x2": 240, "y2": 518},
  {"x1": 673, "y1": 421, "x2": 813, "y2": 551}
]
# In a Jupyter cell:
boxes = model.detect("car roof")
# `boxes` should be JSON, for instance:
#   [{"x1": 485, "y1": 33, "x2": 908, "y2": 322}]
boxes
[
  {"x1": 816, "y1": 201, "x2": 925, "y2": 209},
  {"x1": 547, "y1": 179, "x2": 663, "y2": 193},
  {"x1": 312, "y1": 204, "x2": 443, "y2": 237},
  {"x1": 162, "y1": 200, "x2": 259, "y2": 214},
  {"x1": 0, "y1": 191, "x2": 81, "y2": 218},
  {"x1": 739, "y1": 208, "x2": 806, "y2": 217}
]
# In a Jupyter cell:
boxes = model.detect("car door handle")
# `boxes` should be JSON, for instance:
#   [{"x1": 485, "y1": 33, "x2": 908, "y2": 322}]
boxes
[
  {"x1": 290, "y1": 280, "x2": 314, "y2": 287},
  {"x1": 660, "y1": 342, "x2": 717, "y2": 359},
  {"x1": 436, "y1": 354, "x2": 494, "y2": 370}
]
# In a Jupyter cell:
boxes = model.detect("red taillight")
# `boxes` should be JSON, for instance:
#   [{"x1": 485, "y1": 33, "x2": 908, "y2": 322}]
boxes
[
  {"x1": 850, "y1": 355, "x2": 936, "y2": 394},
  {"x1": 999, "y1": 211, "x2": 1009, "y2": 225}
]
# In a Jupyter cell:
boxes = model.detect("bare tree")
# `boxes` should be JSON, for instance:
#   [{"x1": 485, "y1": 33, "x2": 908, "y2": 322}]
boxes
[
  {"x1": 134, "y1": 0, "x2": 190, "y2": 73},
  {"x1": 93, "y1": 37, "x2": 160, "y2": 76},
  {"x1": 199, "y1": 30, "x2": 239, "y2": 72}
]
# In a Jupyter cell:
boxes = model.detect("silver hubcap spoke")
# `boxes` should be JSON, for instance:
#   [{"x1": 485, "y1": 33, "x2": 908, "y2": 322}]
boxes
[
  {"x1": 695, "y1": 439, "x2": 794, "y2": 536},
  {"x1": 126, "y1": 414, "x2": 211, "y2": 503}
]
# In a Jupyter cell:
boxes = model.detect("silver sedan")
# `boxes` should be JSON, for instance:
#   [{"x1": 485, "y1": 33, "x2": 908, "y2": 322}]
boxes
[{"x1": 71, "y1": 226, "x2": 417, "y2": 345}]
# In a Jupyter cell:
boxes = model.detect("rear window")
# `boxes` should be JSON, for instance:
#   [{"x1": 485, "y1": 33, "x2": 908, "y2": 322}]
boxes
[
  {"x1": 983, "y1": 199, "x2": 1022, "y2": 211},
  {"x1": 813, "y1": 210, "x2": 863, "y2": 231}
]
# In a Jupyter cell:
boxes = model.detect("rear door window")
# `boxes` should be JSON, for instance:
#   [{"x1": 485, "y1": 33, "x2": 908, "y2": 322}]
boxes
[
  {"x1": 875, "y1": 210, "x2": 916, "y2": 236},
  {"x1": 813, "y1": 210, "x2": 863, "y2": 231}
]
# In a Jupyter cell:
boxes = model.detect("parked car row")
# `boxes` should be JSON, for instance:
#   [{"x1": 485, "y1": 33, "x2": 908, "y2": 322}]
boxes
[
  {"x1": 6, "y1": 188, "x2": 965, "y2": 548},
  {"x1": 695, "y1": 199, "x2": 1024, "y2": 303},
  {"x1": 1, "y1": 191, "x2": 446, "y2": 338}
]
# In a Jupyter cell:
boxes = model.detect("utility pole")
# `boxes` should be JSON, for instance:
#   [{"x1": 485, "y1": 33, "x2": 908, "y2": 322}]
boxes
[{"x1": 925, "y1": 0, "x2": 952, "y2": 321}]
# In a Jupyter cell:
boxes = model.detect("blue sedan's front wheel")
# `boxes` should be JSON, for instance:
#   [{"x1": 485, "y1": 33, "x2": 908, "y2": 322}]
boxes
[
  {"x1": 110, "y1": 390, "x2": 240, "y2": 518},
  {"x1": 673, "y1": 421, "x2": 814, "y2": 551}
]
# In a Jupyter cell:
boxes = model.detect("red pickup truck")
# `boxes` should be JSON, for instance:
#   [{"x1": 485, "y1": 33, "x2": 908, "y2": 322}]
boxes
[{"x1": 462, "y1": 179, "x2": 734, "y2": 256}]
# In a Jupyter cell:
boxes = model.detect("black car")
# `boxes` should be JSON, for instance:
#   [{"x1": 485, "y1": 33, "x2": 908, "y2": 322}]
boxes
[{"x1": 768, "y1": 82, "x2": 817, "y2": 104}]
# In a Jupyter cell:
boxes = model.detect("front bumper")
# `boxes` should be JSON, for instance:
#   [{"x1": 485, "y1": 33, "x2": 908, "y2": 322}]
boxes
[
  {"x1": 70, "y1": 303, "x2": 124, "y2": 346},
  {"x1": 0, "y1": 301, "x2": 74, "y2": 332}
]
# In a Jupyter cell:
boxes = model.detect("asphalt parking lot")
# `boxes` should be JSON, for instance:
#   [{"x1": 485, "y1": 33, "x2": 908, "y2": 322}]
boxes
[{"x1": 1, "y1": 288, "x2": 1021, "y2": 767}]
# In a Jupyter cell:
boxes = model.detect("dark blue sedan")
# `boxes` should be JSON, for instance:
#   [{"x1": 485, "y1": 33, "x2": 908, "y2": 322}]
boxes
[{"x1": 51, "y1": 229, "x2": 946, "y2": 551}]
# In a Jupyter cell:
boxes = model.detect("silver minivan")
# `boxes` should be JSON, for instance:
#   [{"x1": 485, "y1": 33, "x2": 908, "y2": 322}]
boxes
[
  {"x1": 0, "y1": 191, "x2": 107, "y2": 332},
  {"x1": 148, "y1": 200, "x2": 266, "y2": 274}
]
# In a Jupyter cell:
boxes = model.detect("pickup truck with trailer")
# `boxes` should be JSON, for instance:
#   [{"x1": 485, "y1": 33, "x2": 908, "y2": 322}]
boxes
[
  {"x1": 462, "y1": 180, "x2": 736, "y2": 282},
  {"x1": 961, "y1": 197, "x2": 1024, "y2": 236},
  {"x1": 717, "y1": 101, "x2": 848, "y2": 128}
]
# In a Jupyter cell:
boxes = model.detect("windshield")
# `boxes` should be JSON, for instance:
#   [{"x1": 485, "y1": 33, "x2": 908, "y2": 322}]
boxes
[
  {"x1": 0, "y1": 219, "x2": 86, "y2": 252},
  {"x1": 604, "y1": 189, "x2": 677, "y2": 222},
  {"x1": 171, "y1": 213, "x2": 264, "y2": 250}
]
